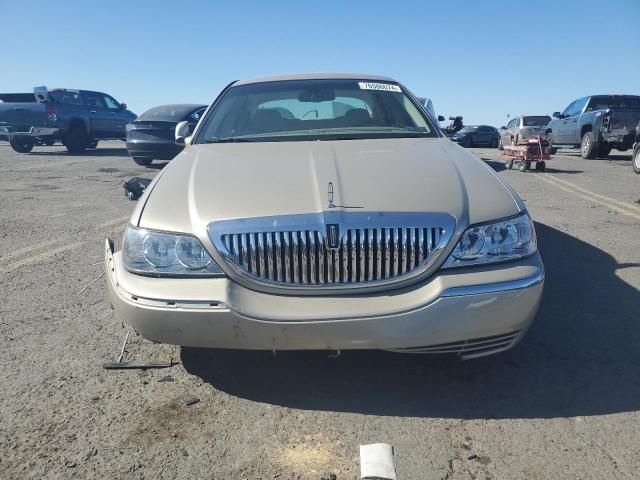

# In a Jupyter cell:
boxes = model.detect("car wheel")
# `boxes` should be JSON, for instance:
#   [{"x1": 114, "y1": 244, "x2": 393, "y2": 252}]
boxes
[
  {"x1": 535, "y1": 161, "x2": 546, "y2": 171},
  {"x1": 633, "y1": 145, "x2": 640, "y2": 174},
  {"x1": 519, "y1": 160, "x2": 531, "y2": 172},
  {"x1": 87, "y1": 141, "x2": 98, "y2": 149},
  {"x1": 505, "y1": 159, "x2": 514, "y2": 169},
  {"x1": 580, "y1": 131, "x2": 597, "y2": 159},
  {"x1": 490, "y1": 138, "x2": 499, "y2": 148},
  {"x1": 64, "y1": 124, "x2": 88, "y2": 153},
  {"x1": 133, "y1": 156, "x2": 154, "y2": 166},
  {"x1": 9, "y1": 136, "x2": 35, "y2": 153}
]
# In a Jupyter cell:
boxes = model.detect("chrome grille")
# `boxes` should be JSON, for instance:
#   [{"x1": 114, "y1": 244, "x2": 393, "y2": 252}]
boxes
[{"x1": 209, "y1": 212, "x2": 455, "y2": 289}]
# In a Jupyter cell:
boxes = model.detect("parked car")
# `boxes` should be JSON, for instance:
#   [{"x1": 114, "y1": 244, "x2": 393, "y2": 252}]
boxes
[
  {"x1": 125, "y1": 104, "x2": 207, "y2": 166},
  {"x1": 546, "y1": 95, "x2": 640, "y2": 159},
  {"x1": 105, "y1": 73, "x2": 544, "y2": 359},
  {"x1": 0, "y1": 87, "x2": 136, "y2": 153},
  {"x1": 499, "y1": 115, "x2": 551, "y2": 149},
  {"x1": 633, "y1": 121, "x2": 640, "y2": 174},
  {"x1": 450, "y1": 125, "x2": 500, "y2": 148}
]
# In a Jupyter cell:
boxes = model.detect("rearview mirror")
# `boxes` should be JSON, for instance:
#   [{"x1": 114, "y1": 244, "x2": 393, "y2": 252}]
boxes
[
  {"x1": 437, "y1": 115, "x2": 445, "y2": 122},
  {"x1": 120, "y1": 103, "x2": 127, "y2": 110},
  {"x1": 552, "y1": 111, "x2": 562, "y2": 118},
  {"x1": 175, "y1": 121, "x2": 190, "y2": 145}
]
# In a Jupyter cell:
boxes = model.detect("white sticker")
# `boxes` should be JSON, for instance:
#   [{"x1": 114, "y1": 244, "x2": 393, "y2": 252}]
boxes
[{"x1": 358, "y1": 82, "x2": 402, "y2": 93}]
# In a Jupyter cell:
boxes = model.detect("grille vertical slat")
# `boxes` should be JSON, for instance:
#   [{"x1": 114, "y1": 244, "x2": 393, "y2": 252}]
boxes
[{"x1": 219, "y1": 223, "x2": 446, "y2": 286}]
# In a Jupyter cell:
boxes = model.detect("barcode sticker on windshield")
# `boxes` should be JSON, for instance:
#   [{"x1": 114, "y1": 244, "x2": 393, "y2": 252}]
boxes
[{"x1": 358, "y1": 82, "x2": 402, "y2": 93}]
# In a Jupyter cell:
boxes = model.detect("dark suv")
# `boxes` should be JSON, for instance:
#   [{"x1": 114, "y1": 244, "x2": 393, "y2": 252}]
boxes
[{"x1": 451, "y1": 125, "x2": 500, "y2": 148}]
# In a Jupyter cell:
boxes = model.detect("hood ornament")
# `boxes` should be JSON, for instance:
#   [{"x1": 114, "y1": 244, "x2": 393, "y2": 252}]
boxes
[{"x1": 327, "y1": 181, "x2": 363, "y2": 209}]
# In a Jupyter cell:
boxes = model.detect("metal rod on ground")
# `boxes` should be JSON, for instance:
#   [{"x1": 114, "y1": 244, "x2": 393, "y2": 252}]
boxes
[
  {"x1": 78, "y1": 271, "x2": 104, "y2": 295},
  {"x1": 117, "y1": 330, "x2": 130, "y2": 363}
]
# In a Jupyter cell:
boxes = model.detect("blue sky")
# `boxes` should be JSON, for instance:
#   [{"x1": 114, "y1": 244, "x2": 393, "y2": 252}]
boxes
[{"x1": 2, "y1": 0, "x2": 639, "y2": 127}]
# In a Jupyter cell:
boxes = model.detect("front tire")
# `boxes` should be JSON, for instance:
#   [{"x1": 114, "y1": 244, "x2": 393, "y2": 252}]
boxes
[
  {"x1": 10, "y1": 136, "x2": 34, "y2": 153},
  {"x1": 535, "y1": 161, "x2": 546, "y2": 171},
  {"x1": 133, "y1": 156, "x2": 153, "y2": 166},
  {"x1": 581, "y1": 131, "x2": 597, "y2": 159},
  {"x1": 633, "y1": 145, "x2": 640, "y2": 174},
  {"x1": 519, "y1": 160, "x2": 531, "y2": 172},
  {"x1": 64, "y1": 124, "x2": 88, "y2": 153}
]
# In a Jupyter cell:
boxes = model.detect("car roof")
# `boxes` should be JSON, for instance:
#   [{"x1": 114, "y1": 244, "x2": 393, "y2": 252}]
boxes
[{"x1": 234, "y1": 72, "x2": 397, "y2": 86}]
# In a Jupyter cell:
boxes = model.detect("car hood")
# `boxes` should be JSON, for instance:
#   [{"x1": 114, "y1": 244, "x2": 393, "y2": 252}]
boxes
[{"x1": 135, "y1": 138, "x2": 522, "y2": 236}]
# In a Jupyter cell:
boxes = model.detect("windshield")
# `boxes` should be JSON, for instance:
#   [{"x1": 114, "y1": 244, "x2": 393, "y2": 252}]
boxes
[
  {"x1": 196, "y1": 79, "x2": 435, "y2": 143},
  {"x1": 522, "y1": 116, "x2": 551, "y2": 127},
  {"x1": 141, "y1": 104, "x2": 204, "y2": 119}
]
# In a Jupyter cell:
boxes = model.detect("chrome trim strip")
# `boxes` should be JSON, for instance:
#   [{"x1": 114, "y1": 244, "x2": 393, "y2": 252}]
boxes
[{"x1": 440, "y1": 269, "x2": 545, "y2": 297}]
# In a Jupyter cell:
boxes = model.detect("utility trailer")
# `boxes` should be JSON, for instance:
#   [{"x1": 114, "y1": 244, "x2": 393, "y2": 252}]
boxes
[{"x1": 502, "y1": 135, "x2": 551, "y2": 172}]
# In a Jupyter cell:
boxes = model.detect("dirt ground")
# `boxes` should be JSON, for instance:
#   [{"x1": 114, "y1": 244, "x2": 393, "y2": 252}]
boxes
[{"x1": 1, "y1": 141, "x2": 639, "y2": 479}]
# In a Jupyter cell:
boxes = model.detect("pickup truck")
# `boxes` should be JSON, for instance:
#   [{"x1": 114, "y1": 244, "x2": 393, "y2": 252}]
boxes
[
  {"x1": 0, "y1": 87, "x2": 136, "y2": 153},
  {"x1": 546, "y1": 95, "x2": 640, "y2": 159}
]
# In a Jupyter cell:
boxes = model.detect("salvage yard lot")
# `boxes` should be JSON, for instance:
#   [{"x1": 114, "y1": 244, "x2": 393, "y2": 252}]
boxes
[{"x1": 1, "y1": 141, "x2": 639, "y2": 479}]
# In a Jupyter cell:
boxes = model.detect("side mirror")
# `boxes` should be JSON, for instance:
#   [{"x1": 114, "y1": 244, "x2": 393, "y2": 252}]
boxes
[
  {"x1": 552, "y1": 111, "x2": 562, "y2": 118},
  {"x1": 500, "y1": 126, "x2": 506, "y2": 130},
  {"x1": 175, "y1": 121, "x2": 190, "y2": 145},
  {"x1": 437, "y1": 115, "x2": 445, "y2": 122},
  {"x1": 120, "y1": 103, "x2": 127, "y2": 110}
]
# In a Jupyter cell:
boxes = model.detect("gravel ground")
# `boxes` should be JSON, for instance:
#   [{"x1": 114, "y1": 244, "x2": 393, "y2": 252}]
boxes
[{"x1": 1, "y1": 141, "x2": 639, "y2": 479}]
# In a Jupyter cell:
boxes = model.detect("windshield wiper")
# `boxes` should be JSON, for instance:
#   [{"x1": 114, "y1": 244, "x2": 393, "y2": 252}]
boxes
[{"x1": 201, "y1": 137, "x2": 258, "y2": 143}]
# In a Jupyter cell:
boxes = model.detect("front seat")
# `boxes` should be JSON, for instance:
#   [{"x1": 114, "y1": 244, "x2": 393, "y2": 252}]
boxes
[
  {"x1": 344, "y1": 108, "x2": 372, "y2": 127},
  {"x1": 252, "y1": 109, "x2": 286, "y2": 133}
]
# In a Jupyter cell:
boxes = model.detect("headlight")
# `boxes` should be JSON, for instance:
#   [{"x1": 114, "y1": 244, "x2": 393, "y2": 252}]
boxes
[
  {"x1": 122, "y1": 226, "x2": 224, "y2": 276},
  {"x1": 442, "y1": 212, "x2": 536, "y2": 268},
  {"x1": 125, "y1": 123, "x2": 135, "y2": 132}
]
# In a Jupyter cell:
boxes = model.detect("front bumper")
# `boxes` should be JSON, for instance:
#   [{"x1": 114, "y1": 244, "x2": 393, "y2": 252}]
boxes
[
  {"x1": 105, "y1": 240, "x2": 544, "y2": 358},
  {"x1": 125, "y1": 139, "x2": 183, "y2": 160}
]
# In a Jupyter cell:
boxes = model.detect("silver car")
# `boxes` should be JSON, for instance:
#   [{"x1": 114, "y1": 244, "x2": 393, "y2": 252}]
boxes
[
  {"x1": 105, "y1": 73, "x2": 544, "y2": 359},
  {"x1": 500, "y1": 115, "x2": 551, "y2": 149}
]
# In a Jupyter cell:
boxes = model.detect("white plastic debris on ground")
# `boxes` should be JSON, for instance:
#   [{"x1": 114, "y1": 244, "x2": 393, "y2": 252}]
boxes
[{"x1": 360, "y1": 443, "x2": 397, "y2": 479}]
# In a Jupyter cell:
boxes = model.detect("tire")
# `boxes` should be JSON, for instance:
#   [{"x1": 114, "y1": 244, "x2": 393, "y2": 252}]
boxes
[
  {"x1": 490, "y1": 138, "x2": 499, "y2": 148},
  {"x1": 87, "y1": 141, "x2": 98, "y2": 149},
  {"x1": 597, "y1": 144, "x2": 612, "y2": 158},
  {"x1": 505, "y1": 159, "x2": 514, "y2": 169},
  {"x1": 10, "y1": 136, "x2": 34, "y2": 153},
  {"x1": 519, "y1": 160, "x2": 531, "y2": 172},
  {"x1": 535, "y1": 161, "x2": 546, "y2": 171},
  {"x1": 580, "y1": 131, "x2": 597, "y2": 159},
  {"x1": 633, "y1": 145, "x2": 640, "y2": 174},
  {"x1": 133, "y1": 156, "x2": 153, "y2": 166},
  {"x1": 64, "y1": 124, "x2": 88, "y2": 153}
]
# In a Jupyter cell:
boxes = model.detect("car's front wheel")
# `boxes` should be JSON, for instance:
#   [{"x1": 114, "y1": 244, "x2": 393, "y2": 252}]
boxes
[{"x1": 633, "y1": 145, "x2": 640, "y2": 174}]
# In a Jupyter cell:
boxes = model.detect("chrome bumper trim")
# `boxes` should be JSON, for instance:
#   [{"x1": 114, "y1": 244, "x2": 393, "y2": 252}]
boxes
[
  {"x1": 441, "y1": 268, "x2": 545, "y2": 297},
  {"x1": 0, "y1": 126, "x2": 59, "y2": 136}
]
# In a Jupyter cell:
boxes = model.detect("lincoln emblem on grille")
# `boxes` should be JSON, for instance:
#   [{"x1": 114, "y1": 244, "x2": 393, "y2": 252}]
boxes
[
  {"x1": 325, "y1": 224, "x2": 340, "y2": 250},
  {"x1": 328, "y1": 182, "x2": 335, "y2": 208}
]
